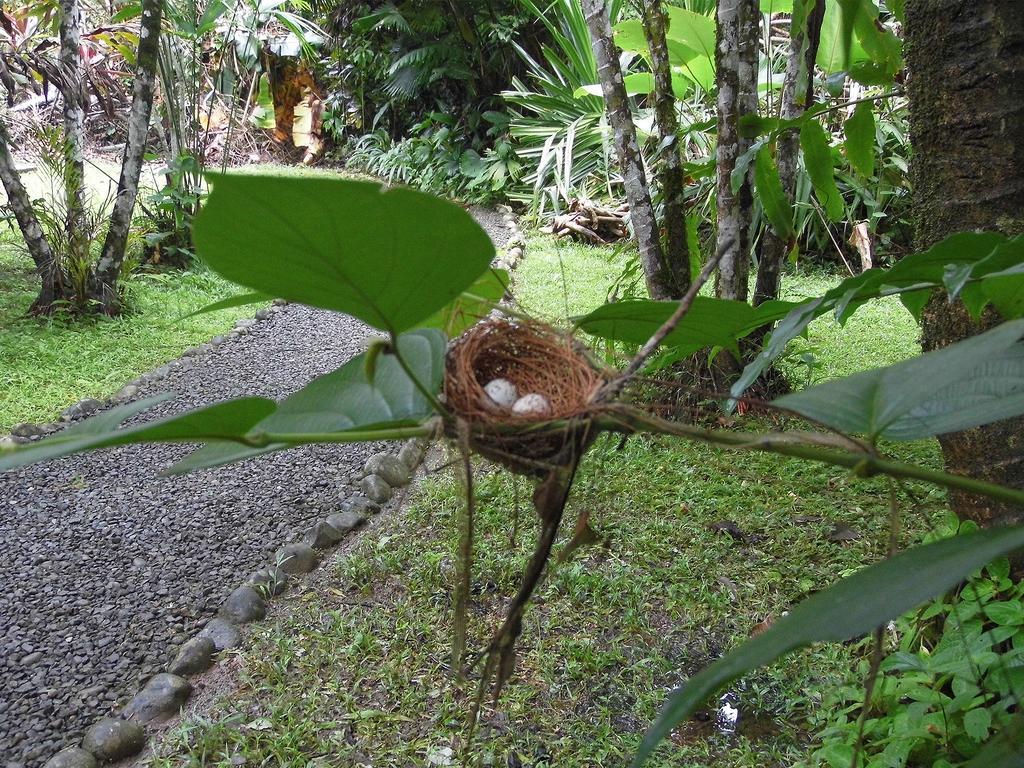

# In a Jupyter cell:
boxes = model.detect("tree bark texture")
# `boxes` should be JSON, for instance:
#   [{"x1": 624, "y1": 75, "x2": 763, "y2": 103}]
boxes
[
  {"x1": 715, "y1": 0, "x2": 760, "y2": 302},
  {"x1": 93, "y1": 0, "x2": 163, "y2": 313},
  {"x1": 753, "y1": 0, "x2": 824, "y2": 307},
  {"x1": 906, "y1": 0, "x2": 1024, "y2": 528},
  {"x1": 58, "y1": 0, "x2": 86, "y2": 235},
  {"x1": 642, "y1": 0, "x2": 690, "y2": 298},
  {"x1": 582, "y1": 0, "x2": 675, "y2": 300},
  {"x1": 0, "y1": 118, "x2": 61, "y2": 309}
]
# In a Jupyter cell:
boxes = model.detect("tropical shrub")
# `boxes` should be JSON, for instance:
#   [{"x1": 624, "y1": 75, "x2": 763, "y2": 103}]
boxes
[{"x1": 810, "y1": 515, "x2": 1024, "y2": 767}]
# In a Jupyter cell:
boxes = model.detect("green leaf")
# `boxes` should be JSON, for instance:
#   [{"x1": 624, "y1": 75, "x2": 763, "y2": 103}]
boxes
[
  {"x1": 663, "y1": 6, "x2": 716, "y2": 63},
  {"x1": 0, "y1": 396, "x2": 276, "y2": 473},
  {"x1": 773, "y1": 319, "x2": 1024, "y2": 441},
  {"x1": 844, "y1": 102, "x2": 876, "y2": 177},
  {"x1": 168, "y1": 329, "x2": 445, "y2": 474},
  {"x1": 800, "y1": 121, "x2": 844, "y2": 221},
  {"x1": 984, "y1": 601, "x2": 1024, "y2": 626},
  {"x1": 758, "y1": 0, "x2": 793, "y2": 11},
  {"x1": 816, "y1": 0, "x2": 868, "y2": 73},
  {"x1": 633, "y1": 525, "x2": 1024, "y2": 766},
  {"x1": 249, "y1": 76, "x2": 277, "y2": 130},
  {"x1": 575, "y1": 72, "x2": 693, "y2": 100},
  {"x1": 754, "y1": 144, "x2": 795, "y2": 241},
  {"x1": 965, "y1": 715, "x2": 1024, "y2": 767},
  {"x1": 731, "y1": 231, "x2": 1016, "y2": 402},
  {"x1": 613, "y1": 15, "x2": 715, "y2": 92},
  {"x1": 421, "y1": 269, "x2": 509, "y2": 337},
  {"x1": 175, "y1": 292, "x2": 270, "y2": 322},
  {"x1": 963, "y1": 708, "x2": 992, "y2": 743},
  {"x1": 851, "y1": 0, "x2": 902, "y2": 83},
  {"x1": 575, "y1": 297, "x2": 796, "y2": 357},
  {"x1": 731, "y1": 140, "x2": 763, "y2": 195},
  {"x1": 192, "y1": 175, "x2": 495, "y2": 333}
]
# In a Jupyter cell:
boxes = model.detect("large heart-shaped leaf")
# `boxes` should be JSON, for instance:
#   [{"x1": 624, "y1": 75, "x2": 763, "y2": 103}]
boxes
[
  {"x1": 168, "y1": 329, "x2": 446, "y2": 474},
  {"x1": 421, "y1": 269, "x2": 509, "y2": 338},
  {"x1": 575, "y1": 297, "x2": 797, "y2": 357},
  {"x1": 192, "y1": 174, "x2": 495, "y2": 333},
  {"x1": 634, "y1": 525, "x2": 1024, "y2": 765},
  {"x1": 664, "y1": 6, "x2": 715, "y2": 63},
  {"x1": 773, "y1": 319, "x2": 1024, "y2": 441},
  {"x1": 0, "y1": 396, "x2": 277, "y2": 473}
]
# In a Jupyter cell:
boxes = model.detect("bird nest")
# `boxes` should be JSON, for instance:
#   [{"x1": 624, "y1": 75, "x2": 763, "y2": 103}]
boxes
[{"x1": 444, "y1": 318, "x2": 605, "y2": 476}]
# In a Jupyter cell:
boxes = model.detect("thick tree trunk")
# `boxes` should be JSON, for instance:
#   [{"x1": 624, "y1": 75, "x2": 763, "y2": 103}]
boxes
[
  {"x1": 582, "y1": 0, "x2": 675, "y2": 300},
  {"x1": 93, "y1": 0, "x2": 163, "y2": 313},
  {"x1": 753, "y1": 0, "x2": 824, "y2": 307},
  {"x1": 0, "y1": 118, "x2": 61, "y2": 310},
  {"x1": 906, "y1": 0, "x2": 1024, "y2": 528},
  {"x1": 58, "y1": 0, "x2": 86, "y2": 236},
  {"x1": 715, "y1": 0, "x2": 760, "y2": 302},
  {"x1": 642, "y1": 0, "x2": 690, "y2": 298}
]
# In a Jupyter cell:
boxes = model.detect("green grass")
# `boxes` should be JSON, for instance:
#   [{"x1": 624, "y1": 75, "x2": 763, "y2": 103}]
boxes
[
  {"x1": 0, "y1": 161, "x2": 363, "y2": 433},
  {"x1": 0, "y1": 238, "x2": 257, "y2": 432},
  {"x1": 149, "y1": 234, "x2": 945, "y2": 767}
]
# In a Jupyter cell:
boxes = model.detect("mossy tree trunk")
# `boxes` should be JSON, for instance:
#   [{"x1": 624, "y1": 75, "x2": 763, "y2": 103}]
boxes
[
  {"x1": 714, "y1": 0, "x2": 760, "y2": 302},
  {"x1": 93, "y1": 0, "x2": 163, "y2": 314},
  {"x1": 753, "y1": 0, "x2": 824, "y2": 307},
  {"x1": 582, "y1": 0, "x2": 677, "y2": 300},
  {"x1": 906, "y1": 0, "x2": 1024, "y2": 528},
  {"x1": 642, "y1": 0, "x2": 690, "y2": 297}
]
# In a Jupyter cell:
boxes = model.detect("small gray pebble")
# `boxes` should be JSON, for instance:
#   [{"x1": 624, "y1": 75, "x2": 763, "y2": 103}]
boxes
[
  {"x1": 363, "y1": 453, "x2": 411, "y2": 487},
  {"x1": 397, "y1": 440, "x2": 425, "y2": 469},
  {"x1": 275, "y1": 543, "x2": 319, "y2": 574},
  {"x1": 81, "y1": 718, "x2": 145, "y2": 761},
  {"x1": 325, "y1": 510, "x2": 366, "y2": 534},
  {"x1": 340, "y1": 495, "x2": 381, "y2": 515},
  {"x1": 218, "y1": 586, "x2": 266, "y2": 624},
  {"x1": 302, "y1": 521, "x2": 344, "y2": 550},
  {"x1": 167, "y1": 637, "x2": 216, "y2": 676},
  {"x1": 44, "y1": 747, "x2": 97, "y2": 768},
  {"x1": 360, "y1": 474, "x2": 393, "y2": 504},
  {"x1": 122, "y1": 673, "x2": 191, "y2": 723},
  {"x1": 198, "y1": 618, "x2": 242, "y2": 651},
  {"x1": 11, "y1": 423, "x2": 45, "y2": 438}
]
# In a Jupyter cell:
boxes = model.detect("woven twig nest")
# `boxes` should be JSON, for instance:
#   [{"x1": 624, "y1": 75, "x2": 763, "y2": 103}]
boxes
[{"x1": 444, "y1": 318, "x2": 605, "y2": 476}]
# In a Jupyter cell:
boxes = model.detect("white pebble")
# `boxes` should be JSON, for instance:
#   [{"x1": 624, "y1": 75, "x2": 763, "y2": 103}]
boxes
[
  {"x1": 483, "y1": 378, "x2": 518, "y2": 410},
  {"x1": 512, "y1": 393, "x2": 552, "y2": 417}
]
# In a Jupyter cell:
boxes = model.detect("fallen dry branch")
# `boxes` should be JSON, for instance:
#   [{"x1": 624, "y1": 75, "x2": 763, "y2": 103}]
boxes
[{"x1": 540, "y1": 198, "x2": 629, "y2": 244}]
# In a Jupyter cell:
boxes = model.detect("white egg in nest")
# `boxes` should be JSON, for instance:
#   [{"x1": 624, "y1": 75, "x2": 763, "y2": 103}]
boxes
[
  {"x1": 512, "y1": 393, "x2": 552, "y2": 417},
  {"x1": 483, "y1": 378, "x2": 518, "y2": 410}
]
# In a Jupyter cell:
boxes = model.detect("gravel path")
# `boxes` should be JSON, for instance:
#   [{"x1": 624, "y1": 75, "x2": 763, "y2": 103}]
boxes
[{"x1": 0, "y1": 206, "x2": 509, "y2": 767}]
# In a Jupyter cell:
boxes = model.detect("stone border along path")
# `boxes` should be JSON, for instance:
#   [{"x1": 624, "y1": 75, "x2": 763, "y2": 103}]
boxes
[{"x1": 0, "y1": 205, "x2": 522, "y2": 768}]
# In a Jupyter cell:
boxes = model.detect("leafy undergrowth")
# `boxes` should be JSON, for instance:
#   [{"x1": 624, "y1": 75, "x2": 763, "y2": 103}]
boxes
[
  {"x1": 0, "y1": 238, "x2": 256, "y2": 432},
  {"x1": 149, "y1": 234, "x2": 946, "y2": 766}
]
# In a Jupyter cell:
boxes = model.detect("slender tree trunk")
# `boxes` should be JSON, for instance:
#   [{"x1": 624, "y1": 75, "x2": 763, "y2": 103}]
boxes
[
  {"x1": 582, "y1": 0, "x2": 675, "y2": 300},
  {"x1": 906, "y1": 0, "x2": 1024, "y2": 529},
  {"x1": 93, "y1": 0, "x2": 163, "y2": 313},
  {"x1": 642, "y1": 0, "x2": 690, "y2": 298},
  {"x1": 753, "y1": 0, "x2": 825, "y2": 306},
  {"x1": 58, "y1": 0, "x2": 86, "y2": 236},
  {"x1": 0, "y1": 118, "x2": 61, "y2": 310},
  {"x1": 714, "y1": 0, "x2": 759, "y2": 302}
]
